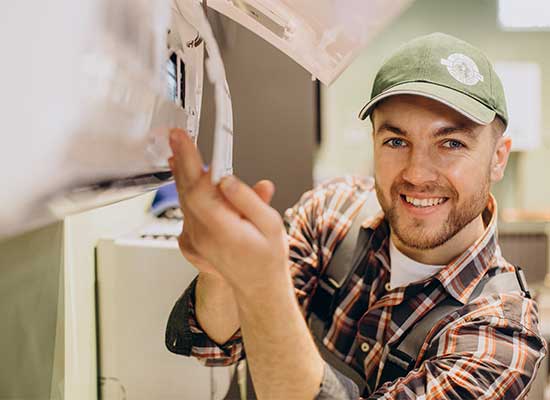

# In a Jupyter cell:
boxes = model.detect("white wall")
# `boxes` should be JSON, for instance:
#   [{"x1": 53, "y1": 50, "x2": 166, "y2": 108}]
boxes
[{"x1": 0, "y1": 223, "x2": 64, "y2": 400}]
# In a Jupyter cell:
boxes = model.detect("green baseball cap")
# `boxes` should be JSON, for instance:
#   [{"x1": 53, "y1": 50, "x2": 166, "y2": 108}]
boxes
[{"x1": 358, "y1": 32, "x2": 508, "y2": 127}]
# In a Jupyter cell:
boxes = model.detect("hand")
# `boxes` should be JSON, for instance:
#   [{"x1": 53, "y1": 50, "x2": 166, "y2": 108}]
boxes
[
  {"x1": 168, "y1": 128, "x2": 290, "y2": 296},
  {"x1": 174, "y1": 176, "x2": 275, "y2": 281}
]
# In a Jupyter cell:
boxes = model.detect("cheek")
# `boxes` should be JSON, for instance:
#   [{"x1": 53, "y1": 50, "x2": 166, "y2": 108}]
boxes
[
  {"x1": 444, "y1": 158, "x2": 489, "y2": 201},
  {"x1": 374, "y1": 152, "x2": 401, "y2": 193}
]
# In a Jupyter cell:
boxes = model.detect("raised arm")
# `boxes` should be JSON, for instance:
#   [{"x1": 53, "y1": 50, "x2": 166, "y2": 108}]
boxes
[{"x1": 167, "y1": 128, "x2": 328, "y2": 398}]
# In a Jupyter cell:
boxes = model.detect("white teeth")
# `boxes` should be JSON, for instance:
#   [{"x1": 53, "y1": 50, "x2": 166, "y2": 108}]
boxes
[{"x1": 405, "y1": 196, "x2": 446, "y2": 208}]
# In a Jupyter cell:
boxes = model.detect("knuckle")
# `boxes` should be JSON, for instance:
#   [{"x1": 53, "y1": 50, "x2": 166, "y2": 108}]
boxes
[
  {"x1": 178, "y1": 234, "x2": 193, "y2": 255},
  {"x1": 179, "y1": 233, "x2": 195, "y2": 251},
  {"x1": 178, "y1": 233, "x2": 189, "y2": 250},
  {"x1": 179, "y1": 234, "x2": 205, "y2": 264}
]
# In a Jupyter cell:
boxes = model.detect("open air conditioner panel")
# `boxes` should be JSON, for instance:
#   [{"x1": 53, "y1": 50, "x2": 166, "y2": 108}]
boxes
[{"x1": 206, "y1": 0, "x2": 413, "y2": 85}]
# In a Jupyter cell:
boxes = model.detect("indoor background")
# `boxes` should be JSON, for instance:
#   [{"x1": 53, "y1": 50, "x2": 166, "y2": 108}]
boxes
[{"x1": 1, "y1": 0, "x2": 550, "y2": 399}]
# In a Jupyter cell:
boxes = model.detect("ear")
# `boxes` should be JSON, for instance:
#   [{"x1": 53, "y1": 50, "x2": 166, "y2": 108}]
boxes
[{"x1": 490, "y1": 135, "x2": 512, "y2": 183}]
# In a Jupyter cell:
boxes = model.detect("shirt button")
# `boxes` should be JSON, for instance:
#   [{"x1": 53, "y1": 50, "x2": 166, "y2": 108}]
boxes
[
  {"x1": 385, "y1": 283, "x2": 392, "y2": 292},
  {"x1": 361, "y1": 342, "x2": 370, "y2": 353}
]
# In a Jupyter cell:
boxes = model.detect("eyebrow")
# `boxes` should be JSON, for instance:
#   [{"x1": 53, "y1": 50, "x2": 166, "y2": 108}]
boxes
[
  {"x1": 377, "y1": 123, "x2": 407, "y2": 136},
  {"x1": 433, "y1": 125, "x2": 478, "y2": 138},
  {"x1": 376, "y1": 122, "x2": 479, "y2": 139}
]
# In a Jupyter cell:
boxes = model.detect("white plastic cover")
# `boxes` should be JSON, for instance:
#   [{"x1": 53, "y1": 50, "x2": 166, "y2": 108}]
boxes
[
  {"x1": 207, "y1": 0, "x2": 414, "y2": 85},
  {"x1": 0, "y1": 0, "x2": 205, "y2": 238},
  {"x1": 174, "y1": 0, "x2": 235, "y2": 183}
]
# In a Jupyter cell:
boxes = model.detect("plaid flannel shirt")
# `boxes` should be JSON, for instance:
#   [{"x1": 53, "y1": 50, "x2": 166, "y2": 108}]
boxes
[{"x1": 169, "y1": 176, "x2": 547, "y2": 399}]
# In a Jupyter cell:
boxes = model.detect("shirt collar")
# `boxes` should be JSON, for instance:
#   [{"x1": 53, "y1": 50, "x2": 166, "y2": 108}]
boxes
[{"x1": 362, "y1": 194, "x2": 498, "y2": 304}]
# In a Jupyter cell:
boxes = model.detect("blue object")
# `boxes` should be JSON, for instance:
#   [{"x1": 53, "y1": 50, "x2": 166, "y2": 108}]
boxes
[{"x1": 150, "y1": 182, "x2": 180, "y2": 216}]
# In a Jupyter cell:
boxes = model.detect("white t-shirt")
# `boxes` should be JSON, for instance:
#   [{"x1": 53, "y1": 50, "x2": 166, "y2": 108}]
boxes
[{"x1": 389, "y1": 239, "x2": 445, "y2": 290}]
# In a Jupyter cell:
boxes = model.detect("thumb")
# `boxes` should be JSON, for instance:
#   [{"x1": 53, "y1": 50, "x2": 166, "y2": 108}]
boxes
[
  {"x1": 253, "y1": 180, "x2": 275, "y2": 205},
  {"x1": 219, "y1": 176, "x2": 280, "y2": 235}
]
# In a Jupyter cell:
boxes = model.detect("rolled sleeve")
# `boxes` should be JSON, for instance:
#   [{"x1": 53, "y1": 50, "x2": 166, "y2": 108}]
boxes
[{"x1": 165, "y1": 276, "x2": 245, "y2": 366}]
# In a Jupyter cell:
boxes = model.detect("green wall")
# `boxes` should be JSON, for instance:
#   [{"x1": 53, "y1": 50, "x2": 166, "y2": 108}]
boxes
[
  {"x1": 0, "y1": 222, "x2": 64, "y2": 400},
  {"x1": 318, "y1": 0, "x2": 550, "y2": 211}
]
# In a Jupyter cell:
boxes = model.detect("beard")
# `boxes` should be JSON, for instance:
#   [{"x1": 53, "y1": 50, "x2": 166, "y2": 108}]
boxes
[{"x1": 375, "y1": 174, "x2": 490, "y2": 250}]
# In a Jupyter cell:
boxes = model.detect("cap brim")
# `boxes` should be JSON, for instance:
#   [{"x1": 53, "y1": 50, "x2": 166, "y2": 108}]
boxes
[{"x1": 358, "y1": 82, "x2": 496, "y2": 125}]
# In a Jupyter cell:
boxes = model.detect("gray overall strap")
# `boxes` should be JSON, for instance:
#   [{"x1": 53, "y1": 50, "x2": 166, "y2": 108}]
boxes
[
  {"x1": 312, "y1": 190, "x2": 381, "y2": 314},
  {"x1": 392, "y1": 268, "x2": 529, "y2": 370},
  {"x1": 309, "y1": 191, "x2": 380, "y2": 393},
  {"x1": 324, "y1": 192, "x2": 379, "y2": 291}
]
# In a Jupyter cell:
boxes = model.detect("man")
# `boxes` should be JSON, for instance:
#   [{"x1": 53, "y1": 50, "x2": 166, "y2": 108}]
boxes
[{"x1": 165, "y1": 33, "x2": 547, "y2": 399}]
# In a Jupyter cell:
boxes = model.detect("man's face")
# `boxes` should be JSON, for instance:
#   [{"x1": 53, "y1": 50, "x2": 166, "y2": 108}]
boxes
[{"x1": 372, "y1": 95, "x2": 507, "y2": 250}]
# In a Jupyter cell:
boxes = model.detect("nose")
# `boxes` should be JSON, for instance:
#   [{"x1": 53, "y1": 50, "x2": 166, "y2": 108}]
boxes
[{"x1": 401, "y1": 147, "x2": 438, "y2": 186}]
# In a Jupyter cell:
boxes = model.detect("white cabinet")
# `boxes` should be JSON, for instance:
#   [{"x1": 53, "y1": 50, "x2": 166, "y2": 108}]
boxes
[{"x1": 95, "y1": 219, "x2": 232, "y2": 400}]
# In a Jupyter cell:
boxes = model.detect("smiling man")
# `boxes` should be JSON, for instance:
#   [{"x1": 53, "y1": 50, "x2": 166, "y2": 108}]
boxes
[
  {"x1": 166, "y1": 33, "x2": 547, "y2": 399},
  {"x1": 372, "y1": 95, "x2": 503, "y2": 265}
]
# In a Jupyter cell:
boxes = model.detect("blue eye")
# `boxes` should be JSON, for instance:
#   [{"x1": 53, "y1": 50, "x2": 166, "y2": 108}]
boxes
[
  {"x1": 443, "y1": 140, "x2": 464, "y2": 149},
  {"x1": 385, "y1": 138, "x2": 407, "y2": 148}
]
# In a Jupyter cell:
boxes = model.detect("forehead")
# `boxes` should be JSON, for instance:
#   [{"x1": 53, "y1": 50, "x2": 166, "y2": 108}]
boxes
[{"x1": 372, "y1": 94, "x2": 481, "y2": 130}]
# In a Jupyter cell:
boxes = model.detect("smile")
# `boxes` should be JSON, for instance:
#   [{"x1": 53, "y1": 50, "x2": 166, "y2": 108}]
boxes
[{"x1": 401, "y1": 195, "x2": 448, "y2": 208}]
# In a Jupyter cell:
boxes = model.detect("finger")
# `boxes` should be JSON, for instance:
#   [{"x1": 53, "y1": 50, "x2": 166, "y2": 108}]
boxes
[
  {"x1": 169, "y1": 128, "x2": 204, "y2": 189},
  {"x1": 168, "y1": 156, "x2": 181, "y2": 194},
  {"x1": 168, "y1": 156, "x2": 188, "y2": 208},
  {"x1": 253, "y1": 180, "x2": 275, "y2": 205},
  {"x1": 219, "y1": 175, "x2": 281, "y2": 236},
  {"x1": 183, "y1": 170, "x2": 237, "y2": 224},
  {"x1": 215, "y1": 180, "x2": 269, "y2": 219}
]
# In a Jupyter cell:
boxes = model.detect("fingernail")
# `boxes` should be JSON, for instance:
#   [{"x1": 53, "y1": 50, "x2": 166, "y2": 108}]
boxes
[
  {"x1": 220, "y1": 176, "x2": 236, "y2": 193},
  {"x1": 202, "y1": 164, "x2": 209, "y2": 172}
]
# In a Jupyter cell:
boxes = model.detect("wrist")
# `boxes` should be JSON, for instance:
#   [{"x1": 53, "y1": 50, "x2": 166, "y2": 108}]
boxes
[
  {"x1": 233, "y1": 270, "x2": 295, "y2": 314},
  {"x1": 196, "y1": 272, "x2": 235, "y2": 307}
]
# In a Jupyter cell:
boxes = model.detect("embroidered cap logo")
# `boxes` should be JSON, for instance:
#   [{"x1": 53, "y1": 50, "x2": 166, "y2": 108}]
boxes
[{"x1": 440, "y1": 53, "x2": 484, "y2": 86}]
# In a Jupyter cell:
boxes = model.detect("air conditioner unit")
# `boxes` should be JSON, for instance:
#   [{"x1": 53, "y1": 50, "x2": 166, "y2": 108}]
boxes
[{"x1": 1, "y1": 0, "x2": 206, "y2": 238}]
